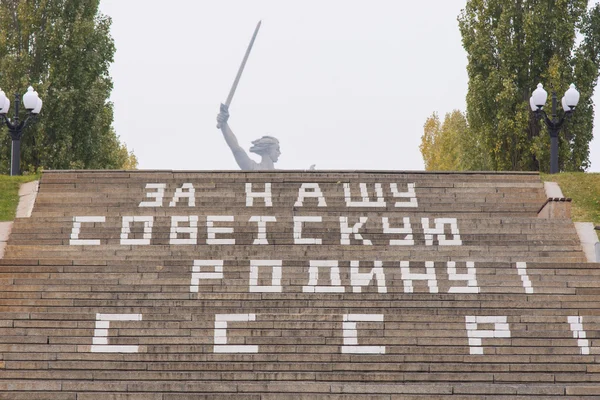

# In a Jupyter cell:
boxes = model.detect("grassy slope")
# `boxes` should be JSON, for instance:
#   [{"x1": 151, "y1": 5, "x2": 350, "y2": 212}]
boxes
[
  {"x1": 0, "y1": 175, "x2": 39, "y2": 221},
  {"x1": 540, "y1": 172, "x2": 600, "y2": 239}
]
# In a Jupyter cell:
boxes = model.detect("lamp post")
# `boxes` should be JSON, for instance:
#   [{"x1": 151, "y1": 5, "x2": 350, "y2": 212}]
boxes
[
  {"x1": 529, "y1": 83, "x2": 580, "y2": 174},
  {"x1": 0, "y1": 87, "x2": 42, "y2": 176}
]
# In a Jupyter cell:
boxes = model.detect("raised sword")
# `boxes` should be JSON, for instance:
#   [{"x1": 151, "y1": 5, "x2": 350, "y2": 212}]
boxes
[{"x1": 217, "y1": 20, "x2": 262, "y2": 129}]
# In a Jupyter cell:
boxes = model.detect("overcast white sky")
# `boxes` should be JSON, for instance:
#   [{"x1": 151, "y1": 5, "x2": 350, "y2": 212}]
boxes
[{"x1": 99, "y1": 0, "x2": 599, "y2": 172}]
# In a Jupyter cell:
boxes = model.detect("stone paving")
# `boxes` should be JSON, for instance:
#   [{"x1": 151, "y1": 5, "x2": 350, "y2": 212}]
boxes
[{"x1": 0, "y1": 170, "x2": 598, "y2": 398}]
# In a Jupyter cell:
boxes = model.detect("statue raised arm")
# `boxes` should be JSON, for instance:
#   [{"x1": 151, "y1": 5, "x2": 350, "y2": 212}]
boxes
[{"x1": 217, "y1": 103, "x2": 280, "y2": 170}]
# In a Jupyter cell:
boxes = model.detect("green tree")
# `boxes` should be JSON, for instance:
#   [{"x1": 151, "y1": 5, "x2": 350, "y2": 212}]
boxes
[
  {"x1": 0, "y1": 0, "x2": 135, "y2": 173},
  {"x1": 115, "y1": 138, "x2": 138, "y2": 170},
  {"x1": 420, "y1": 110, "x2": 472, "y2": 171},
  {"x1": 458, "y1": 0, "x2": 600, "y2": 172},
  {"x1": 420, "y1": 113, "x2": 441, "y2": 170}
]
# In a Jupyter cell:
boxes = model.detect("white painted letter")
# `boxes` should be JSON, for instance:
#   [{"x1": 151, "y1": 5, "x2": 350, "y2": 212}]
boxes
[
  {"x1": 246, "y1": 183, "x2": 272, "y2": 207},
  {"x1": 91, "y1": 313, "x2": 143, "y2": 353},
  {"x1": 447, "y1": 261, "x2": 479, "y2": 294},
  {"x1": 293, "y1": 216, "x2": 322, "y2": 245},
  {"x1": 120, "y1": 216, "x2": 153, "y2": 245},
  {"x1": 70, "y1": 216, "x2": 105, "y2": 246},
  {"x1": 568, "y1": 316, "x2": 590, "y2": 355},
  {"x1": 400, "y1": 261, "x2": 438, "y2": 293},
  {"x1": 390, "y1": 183, "x2": 418, "y2": 208},
  {"x1": 343, "y1": 183, "x2": 386, "y2": 207},
  {"x1": 382, "y1": 217, "x2": 414, "y2": 245},
  {"x1": 168, "y1": 183, "x2": 195, "y2": 207},
  {"x1": 421, "y1": 217, "x2": 462, "y2": 246},
  {"x1": 249, "y1": 260, "x2": 282, "y2": 292},
  {"x1": 303, "y1": 260, "x2": 344, "y2": 293},
  {"x1": 206, "y1": 216, "x2": 235, "y2": 245},
  {"x1": 351, "y1": 261, "x2": 387, "y2": 293},
  {"x1": 138, "y1": 183, "x2": 166, "y2": 207},
  {"x1": 465, "y1": 316, "x2": 511, "y2": 355},
  {"x1": 516, "y1": 262, "x2": 534, "y2": 294},
  {"x1": 214, "y1": 314, "x2": 258, "y2": 353},
  {"x1": 190, "y1": 260, "x2": 224, "y2": 292},
  {"x1": 170, "y1": 216, "x2": 198, "y2": 245},
  {"x1": 340, "y1": 217, "x2": 372, "y2": 245},
  {"x1": 249, "y1": 216, "x2": 277, "y2": 245},
  {"x1": 294, "y1": 183, "x2": 327, "y2": 207},
  {"x1": 342, "y1": 314, "x2": 385, "y2": 354}
]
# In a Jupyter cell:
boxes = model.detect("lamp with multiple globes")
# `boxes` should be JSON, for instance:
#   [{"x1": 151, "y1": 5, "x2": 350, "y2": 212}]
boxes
[
  {"x1": 529, "y1": 83, "x2": 580, "y2": 174},
  {"x1": 0, "y1": 87, "x2": 43, "y2": 176}
]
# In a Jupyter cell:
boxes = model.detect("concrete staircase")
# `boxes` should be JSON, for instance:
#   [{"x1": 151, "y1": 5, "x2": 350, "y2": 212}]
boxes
[{"x1": 0, "y1": 170, "x2": 598, "y2": 399}]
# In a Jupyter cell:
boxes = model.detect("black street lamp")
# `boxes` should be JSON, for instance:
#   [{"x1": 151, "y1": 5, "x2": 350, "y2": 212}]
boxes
[
  {"x1": 529, "y1": 83, "x2": 580, "y2": 174},
  {"x1": 0, "y1": 87, "x2": 43, "y2": 176}
]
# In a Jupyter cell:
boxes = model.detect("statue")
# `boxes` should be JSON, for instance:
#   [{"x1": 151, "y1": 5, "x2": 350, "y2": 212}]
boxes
[
  {"x1": 217, "y1": 103, "x2": 280, "y2": 170},
  {"x1": 215, "y1": 21, "x2": 279, "y2": 170},
  {"x1": 214, "y1": 21, "x2": 312, "y2": 171}
]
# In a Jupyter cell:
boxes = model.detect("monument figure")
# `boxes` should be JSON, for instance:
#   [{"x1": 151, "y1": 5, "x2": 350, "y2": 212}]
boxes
[
  {"x1": 217, "y1": 104, "x2": 280, "y2": 170},
  {"x1": 216, "y1": 21, "x2": 280, "y2": 170}
]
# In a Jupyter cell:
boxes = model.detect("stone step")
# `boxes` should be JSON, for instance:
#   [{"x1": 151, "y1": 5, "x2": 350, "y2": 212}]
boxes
[{"x1": 1, "y1": 170, "x2": 594, "y2": 397}]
